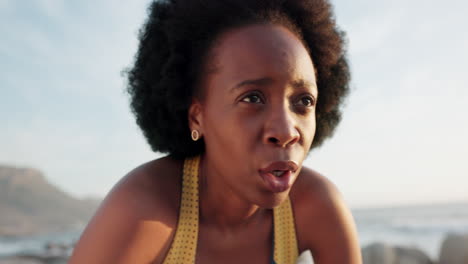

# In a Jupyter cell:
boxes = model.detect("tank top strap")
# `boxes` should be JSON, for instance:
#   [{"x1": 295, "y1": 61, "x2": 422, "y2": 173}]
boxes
[
  {"x1": 163, "y1": 156, "x2": 200, "y2": 264},
  {"x1": 273, "y1": 197, "x2": 299, "y2": 264}
]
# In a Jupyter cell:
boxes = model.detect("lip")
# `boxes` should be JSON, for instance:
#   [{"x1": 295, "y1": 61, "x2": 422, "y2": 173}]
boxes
[
  {"x1": 259, "y1": 161, "x2": 299, "y2": 174},
  {"x1": 259, "y1": 161, "x2": 299, "y2": 193}
]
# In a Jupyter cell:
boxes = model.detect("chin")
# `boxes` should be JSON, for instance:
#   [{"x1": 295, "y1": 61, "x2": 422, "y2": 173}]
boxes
[{"x1": 255, "y1": 190, "x2": 291, "y2": 209}]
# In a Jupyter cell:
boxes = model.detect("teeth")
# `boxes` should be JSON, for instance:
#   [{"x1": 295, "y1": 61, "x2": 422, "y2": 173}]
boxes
[{"x1": 272, "y1": 170, "x2": 285, "y2": 177}]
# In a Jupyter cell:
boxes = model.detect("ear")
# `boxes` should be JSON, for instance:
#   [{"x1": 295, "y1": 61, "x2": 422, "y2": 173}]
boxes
[{"x1": 188, "y1": 98, "x2": 203, "y2": 135}]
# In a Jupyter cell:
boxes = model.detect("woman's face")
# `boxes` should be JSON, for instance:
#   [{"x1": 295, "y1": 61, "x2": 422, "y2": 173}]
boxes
[{"x1": 192, "y1": 23, "x2": 317, "y2": 208}]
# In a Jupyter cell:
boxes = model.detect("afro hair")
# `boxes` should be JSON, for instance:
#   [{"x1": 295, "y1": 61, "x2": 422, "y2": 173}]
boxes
[{"x1": 126, "y1": 0, "x2": 350, "y2": 159}]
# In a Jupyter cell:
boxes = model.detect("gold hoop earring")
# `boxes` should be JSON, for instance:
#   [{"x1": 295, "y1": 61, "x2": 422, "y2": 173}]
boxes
[{"x1": 191, "y1": 130, "x2": 200, "y2": 141}]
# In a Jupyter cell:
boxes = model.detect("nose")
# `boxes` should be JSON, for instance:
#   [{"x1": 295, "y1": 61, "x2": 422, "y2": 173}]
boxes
[{"x1": 263, "y1": 104, "x2": 300, "y2": 148}]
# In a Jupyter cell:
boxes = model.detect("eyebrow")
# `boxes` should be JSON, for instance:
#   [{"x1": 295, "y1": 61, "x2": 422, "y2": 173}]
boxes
[
  {"x1": 291, "y1": 79, "x2": 317, "y2": 92},
  {"x1": 230, "y1": 77, "x2": 317, "y2": 93},
  {"x1": 230, "y1": 77, "x2": 273, "y2": 93}
]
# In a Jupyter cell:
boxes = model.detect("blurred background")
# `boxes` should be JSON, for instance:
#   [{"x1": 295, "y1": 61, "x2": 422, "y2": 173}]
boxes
[{"x1": 1, "y1": 0, "x2": 467, "y2": 263}]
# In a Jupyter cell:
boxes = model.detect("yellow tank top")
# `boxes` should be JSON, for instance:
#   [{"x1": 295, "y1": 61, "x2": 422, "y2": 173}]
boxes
[{"x1": 163, "y1": 156, "x2": 299, "y2": 264}]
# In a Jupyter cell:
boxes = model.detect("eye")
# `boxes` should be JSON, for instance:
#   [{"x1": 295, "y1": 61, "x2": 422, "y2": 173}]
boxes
[
  {"x1": 241, "y1": 92, "x2": 264, "y2": 104},
  {"x1": 296, "y1": 95, "x2": 315, "y2": 107}
]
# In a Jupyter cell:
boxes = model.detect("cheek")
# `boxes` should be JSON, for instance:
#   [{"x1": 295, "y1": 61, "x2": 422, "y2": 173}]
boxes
[
  {"x1": 202, "y1": 105, "x2": 262, "y2": 151},
  {"x1": 235, "y1": 108, "x2": 264, "y2": 132}
]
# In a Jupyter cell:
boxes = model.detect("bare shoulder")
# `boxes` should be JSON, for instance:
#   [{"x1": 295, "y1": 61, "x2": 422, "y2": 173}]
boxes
[
  {"x1": 290, "y1": 167, "x2": 362, "y2": 264},
  {"x1": 69, "y1": 156, "x2": 183, "y2": 264}
]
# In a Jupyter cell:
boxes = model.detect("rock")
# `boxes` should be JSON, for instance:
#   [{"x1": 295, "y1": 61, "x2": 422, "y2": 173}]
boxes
[
  {"x1": 362, "y1": 242, "x2": 434, "y2": 264},
  {"x1": 362, "y1": 242, "x2": 397, "y2": 264},
  {"x1": 394, "y1": 246, "x2": 433, "y2": 264},
  {"x1": 439, "y1": 233, "x2": 468, "y2": 264}
]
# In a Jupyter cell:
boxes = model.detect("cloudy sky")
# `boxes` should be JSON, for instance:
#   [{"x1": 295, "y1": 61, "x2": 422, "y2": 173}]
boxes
[{"x1": 1, "y1": 0, "x2": 467, "y2": 208}]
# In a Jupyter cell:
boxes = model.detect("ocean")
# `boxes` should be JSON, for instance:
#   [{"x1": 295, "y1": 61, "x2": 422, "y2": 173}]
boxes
[{"x1": 1, "y1": 202, "x2": 468, "y2": 260}]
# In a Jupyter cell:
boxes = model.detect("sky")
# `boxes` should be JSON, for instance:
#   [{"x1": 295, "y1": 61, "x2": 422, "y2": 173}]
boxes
[{"x1": 1, "y1": 0, "x2": 467, "y2": 208}]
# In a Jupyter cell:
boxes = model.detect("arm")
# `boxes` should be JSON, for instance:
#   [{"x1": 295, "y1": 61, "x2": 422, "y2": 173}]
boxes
[
  {"x1": 69, "y1": 162, "x2": 179, "y2": 264},
  {"x1": 291, "y1": 168, "x2": 362, "y2": 264}
]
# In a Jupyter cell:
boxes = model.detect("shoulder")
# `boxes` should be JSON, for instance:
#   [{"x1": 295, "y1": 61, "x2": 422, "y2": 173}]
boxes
[
  {"x1": 69, "y1": 156, "x2": 183, "y2": 264},
  {"x1": 290, "y1": 166, "x2": 362, "y2": 263}
]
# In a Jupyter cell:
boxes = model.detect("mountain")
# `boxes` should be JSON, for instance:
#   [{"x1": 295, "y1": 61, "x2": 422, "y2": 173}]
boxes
[{"x1": 0, "y1": 165, "x2": 101, "y2": 237}]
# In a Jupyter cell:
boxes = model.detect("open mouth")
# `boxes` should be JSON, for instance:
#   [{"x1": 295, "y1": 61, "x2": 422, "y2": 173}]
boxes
[
  {"x1": 271, "y1": 170, "x2": 288, "y2": 177},
  {"x1": 259, "y1": 170, "x2": 293, "y2": 193},
  {"x1": 258, "y1": 160, "x2": 299, "y2": 193}
]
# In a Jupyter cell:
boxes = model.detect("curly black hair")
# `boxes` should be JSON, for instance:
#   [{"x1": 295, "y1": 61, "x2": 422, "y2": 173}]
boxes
[{"x1": 126, "y1": 0, "x2": 350, "y2": 159}]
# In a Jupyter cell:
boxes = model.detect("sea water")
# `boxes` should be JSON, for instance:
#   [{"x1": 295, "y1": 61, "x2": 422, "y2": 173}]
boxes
[
  {"x1": 1, "y1": 202, "x2": 468, "y2": 260},
  {"x1": 0, "y1": 229, "x2": 81, "y2": 257}
]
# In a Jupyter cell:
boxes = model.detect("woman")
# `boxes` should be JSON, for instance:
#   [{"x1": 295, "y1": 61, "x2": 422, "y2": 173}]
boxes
[{"x1": 69, "y1": 0, "x2": 361, "y2": 263}]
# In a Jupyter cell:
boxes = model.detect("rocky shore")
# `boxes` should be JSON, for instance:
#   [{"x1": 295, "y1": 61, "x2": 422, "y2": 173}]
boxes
[
  {"x1": 361, "y1": 233, "x2": 468, "y2": 264},
  {"x1": 1, "y1": 233, "x2": 467, "y2": 264},
  {"x1": 0, "y1": 242, "x2": 71, "y2": 264}
]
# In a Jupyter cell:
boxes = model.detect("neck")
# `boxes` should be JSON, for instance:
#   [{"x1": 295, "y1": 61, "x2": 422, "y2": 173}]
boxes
[{"x1": 198, "y1": 154, "x2": 267, "y2": 231}]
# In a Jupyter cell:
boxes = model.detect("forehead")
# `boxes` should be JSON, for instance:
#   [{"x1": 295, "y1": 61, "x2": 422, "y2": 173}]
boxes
[{"x1": 207, "y1": 24, "x2": 316, "y2": 92}]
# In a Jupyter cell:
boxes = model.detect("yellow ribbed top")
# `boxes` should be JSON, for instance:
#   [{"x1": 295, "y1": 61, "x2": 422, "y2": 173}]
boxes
[{"x1": 163, "y1": 156, "x2": 298, "y2": 264}]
